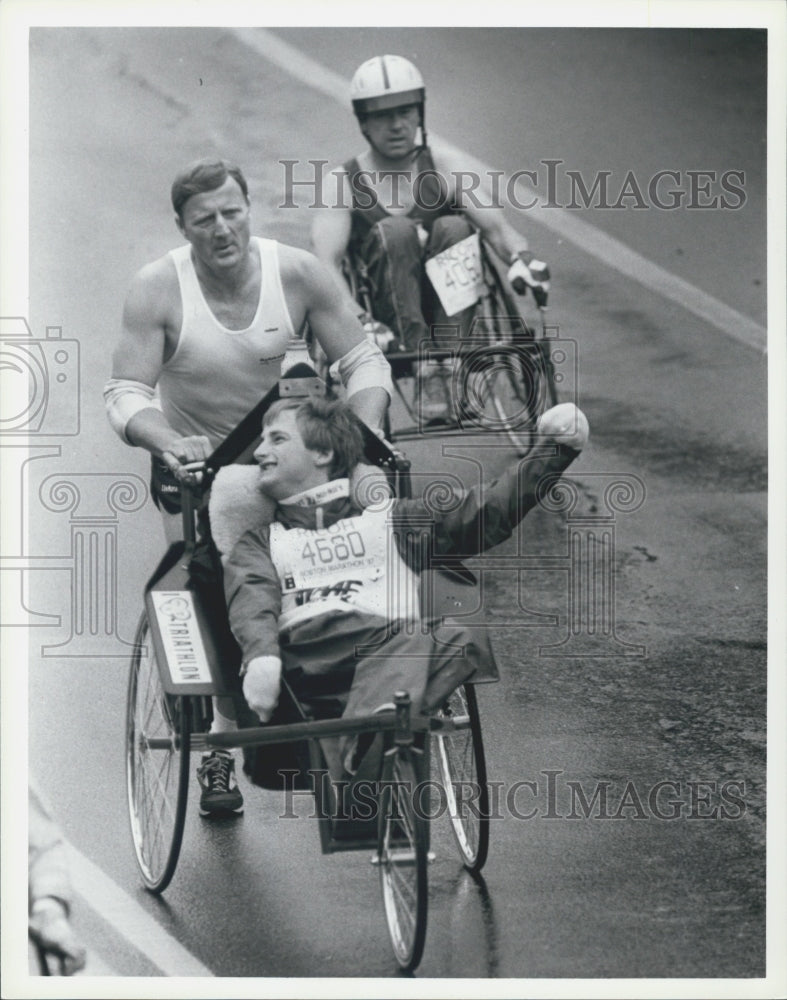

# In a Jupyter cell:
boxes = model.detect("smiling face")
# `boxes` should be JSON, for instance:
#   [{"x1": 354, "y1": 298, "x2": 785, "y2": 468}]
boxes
[
  {"x1": 253, "y1": 408, "x2": 332, "y2": 501},
  {"x1": 176, "y1": 176, "x2": 251, "y2": 274},
  {"x1": 362, "y1": 103, "x2": 420, "y2": 160}
]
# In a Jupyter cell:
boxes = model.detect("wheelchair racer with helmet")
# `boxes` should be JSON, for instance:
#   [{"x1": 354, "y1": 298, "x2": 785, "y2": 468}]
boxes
[{"x1": 311, "y1": 54, "x2": 551, "y2": 422}]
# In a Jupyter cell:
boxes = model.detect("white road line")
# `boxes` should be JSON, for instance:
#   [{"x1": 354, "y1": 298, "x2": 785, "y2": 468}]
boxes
[
  {"x1": 230, "y1": 26, "x2": 767, "y2": 354},
  {"x1": 65, "y1": 844, "x2": 214, "y2": 977}
]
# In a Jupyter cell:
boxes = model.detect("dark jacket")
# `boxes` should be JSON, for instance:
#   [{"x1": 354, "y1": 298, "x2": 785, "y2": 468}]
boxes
[{"x1": 223, "y1": 442, "x2": 580, "y2": 675}]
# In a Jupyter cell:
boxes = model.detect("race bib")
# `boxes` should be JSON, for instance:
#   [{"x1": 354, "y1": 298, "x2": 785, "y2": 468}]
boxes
[
  {"x1": 425, "y1": 232, "x2": 484, "y2": 316},
  {"x1": 270, "y1": 509, "x2": 420, "y2": 628}
]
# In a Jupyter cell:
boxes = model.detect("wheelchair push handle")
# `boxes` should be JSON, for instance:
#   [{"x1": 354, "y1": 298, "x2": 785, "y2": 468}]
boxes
[{"x1": 176, "y1": 459, "x2": 206, "y2": 481}]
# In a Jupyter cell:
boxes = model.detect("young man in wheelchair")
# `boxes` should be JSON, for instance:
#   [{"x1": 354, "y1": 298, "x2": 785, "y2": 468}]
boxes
[
  {"x1": 310, "y1": 54, "x2": 551, "y2": 421},
  {"x1": 220, "y1": 394, "x2": 589, "y2": 784}
]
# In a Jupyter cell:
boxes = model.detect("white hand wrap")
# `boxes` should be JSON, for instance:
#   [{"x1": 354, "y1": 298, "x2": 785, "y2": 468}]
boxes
[
  {"x1": 330, "y1": 338, "x2": 393, "y2": 401},
  {"x1": 242, "y1": 655, "x2": 282, "y2": 722},
  {"x1": 103, "y1": 378, "x2": 161, "y2": 443},
  {"x1": 537, "y1": 403, "x2": 589, "y2": 451}
]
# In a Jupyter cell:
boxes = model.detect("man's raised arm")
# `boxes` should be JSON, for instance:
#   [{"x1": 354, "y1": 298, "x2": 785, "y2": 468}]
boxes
[{"x1": 426, "y1": 404, "x2": 590, "y2": 557}]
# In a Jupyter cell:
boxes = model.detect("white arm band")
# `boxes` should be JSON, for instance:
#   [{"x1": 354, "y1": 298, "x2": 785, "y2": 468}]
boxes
[
  {"x1": 330, "y1": 338, "x2": 393, "y2": 401},
  {"x1": 103, "y1": 378, "x2": 162, "y2": 444}
]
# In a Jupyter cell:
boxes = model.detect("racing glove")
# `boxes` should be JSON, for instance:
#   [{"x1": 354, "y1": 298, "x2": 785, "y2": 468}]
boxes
[
  {"x1": 507, "y1": 251, "x2": 551, "y2": 306},
  {"x1": 242, "y1": 655, "x2": 282, "y2": 722}
]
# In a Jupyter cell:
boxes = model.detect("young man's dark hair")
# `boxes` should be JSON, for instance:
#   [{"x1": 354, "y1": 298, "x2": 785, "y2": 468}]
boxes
[
  {"x1": 170, "y1": 158, "x2": 249, "y2": 218},
  {"x1": 263, "y1": 396, "x2": 365, "y2": 480}
]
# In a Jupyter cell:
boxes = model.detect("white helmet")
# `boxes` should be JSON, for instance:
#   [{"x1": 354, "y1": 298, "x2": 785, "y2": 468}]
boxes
[{"x1": 350, "y1": 55, "x2": 425, "y2": 117}]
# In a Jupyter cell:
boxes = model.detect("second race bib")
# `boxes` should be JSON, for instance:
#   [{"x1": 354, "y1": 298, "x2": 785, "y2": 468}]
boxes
[{"x1": 425, "y1": 232, "x2": 484, "y2": 316}]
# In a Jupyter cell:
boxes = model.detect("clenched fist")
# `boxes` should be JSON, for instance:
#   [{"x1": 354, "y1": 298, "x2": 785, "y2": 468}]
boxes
[
  {"x1": 242, "y1": 656, "x2": 282, "y2": 722},
  {"x1": 537, "y1": 403, "x2": 589, "y2": 451}
]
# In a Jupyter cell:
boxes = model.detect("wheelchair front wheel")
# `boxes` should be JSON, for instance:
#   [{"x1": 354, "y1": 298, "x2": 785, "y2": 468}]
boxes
[
  {"x1": 484, "y1": 347, "x2": 541, "y2": 456},
  {"x1": 126, "y1": 613, "x2": 191, "y2": 893},
  {"x1": 434, "y1": 684, "x2": 489, "y2": 872},
  {"x1": 453, "y1": 339, "x2": 545, "y2": 457},
  {"x1": 378, "y1": 748, "x2": 429, "y2": 972},
  {"x1": 471, "y1": 244, "x2": 558, "y2": 455}
]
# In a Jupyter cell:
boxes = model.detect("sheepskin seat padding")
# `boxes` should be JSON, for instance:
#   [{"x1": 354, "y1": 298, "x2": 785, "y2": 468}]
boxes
[
  {"x1": 208, "y1": 463, "x2": 392, "y2": 561},
  {"x1": 208, "y1": 465, "x2": 276, "y2": 560}
]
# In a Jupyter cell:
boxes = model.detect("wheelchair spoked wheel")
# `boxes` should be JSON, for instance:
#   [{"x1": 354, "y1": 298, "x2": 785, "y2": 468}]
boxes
[
  {"x1": 126, "y1": 613, "x2": 191, "y2": 893},
  {"x1": 470, "y1": 253, "x2": 556, "y2": 456},
  {"x1": 459, "y1": 343, "x2": 543, "y2": 457},
  {"x1": 433, "y1": 684, "x2": 489, "y2": 872},
  {"x1": 378, "y1": 748, "x2": 429, "y2": 972}
]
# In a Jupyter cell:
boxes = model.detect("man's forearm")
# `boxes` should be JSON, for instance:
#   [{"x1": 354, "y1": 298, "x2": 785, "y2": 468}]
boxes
[
  {"x1": 333, "y1": 338, "x2": 393, "y2": 429},
  {"x1": 346, "y1": 386, "x2": 389, "y2": 431},
  {"x1": 124, "y1": 408, "x2": 188, "y2": 458},
  {"x1": 427, "y1": 406, "x2": 589, "y2": 556}
]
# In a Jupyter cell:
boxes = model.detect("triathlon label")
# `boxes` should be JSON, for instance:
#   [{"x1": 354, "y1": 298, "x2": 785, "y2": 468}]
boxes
[{"x1": 150, "y1": 591, "x2": 212, "y2": 686}]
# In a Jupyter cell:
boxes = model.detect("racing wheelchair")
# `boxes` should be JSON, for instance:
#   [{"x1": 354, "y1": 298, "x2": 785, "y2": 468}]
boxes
[
  {"x1": 125, "y1": 364, "x2": 497, "y2": 973},
  {"x1": 310, "y1": 226, "x2": 560, "y2": 454}
]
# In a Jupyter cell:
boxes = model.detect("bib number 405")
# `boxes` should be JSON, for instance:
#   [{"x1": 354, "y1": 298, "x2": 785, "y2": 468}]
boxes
[{"x1": 425, "y1": 232, "x2": 484, "y2": 316}]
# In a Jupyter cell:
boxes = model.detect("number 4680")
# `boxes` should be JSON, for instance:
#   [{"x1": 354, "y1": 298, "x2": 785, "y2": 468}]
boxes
[{"x1": 301, "y1": 531, "x2": 365, "y2": 565}]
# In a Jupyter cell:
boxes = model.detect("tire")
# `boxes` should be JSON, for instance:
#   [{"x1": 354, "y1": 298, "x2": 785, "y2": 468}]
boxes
[
  {"x1": 126, "y1": 613, "x2": 190, "y2": 893},
  {"x1": 433, "y1": 684, "x2": 489, "y2": 872},
  {"x1": 457, "y1": 343, "x2": 542, "y2": 456},
  {"x1": 378, "y1": 748, "x2": 429, "y2": 972}
]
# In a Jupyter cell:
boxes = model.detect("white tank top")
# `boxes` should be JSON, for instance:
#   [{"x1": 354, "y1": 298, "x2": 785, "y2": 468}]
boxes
[{"x1": 158, "y1": 237, "x2": 296, "y2": 448}]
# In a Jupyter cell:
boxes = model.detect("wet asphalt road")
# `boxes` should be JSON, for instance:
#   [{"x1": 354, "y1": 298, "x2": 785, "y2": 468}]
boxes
[{"x1": 21, "y1": 25, "x2": 768, "y2": 983}]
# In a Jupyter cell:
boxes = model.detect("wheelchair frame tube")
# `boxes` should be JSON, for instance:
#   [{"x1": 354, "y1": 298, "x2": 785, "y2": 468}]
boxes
[
  {"x1": 199, "y1": 708, "x2": 421, "y2": 750},
  {"x1": 193, "y1": 699, "x2": 466, "y2": 753}
]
